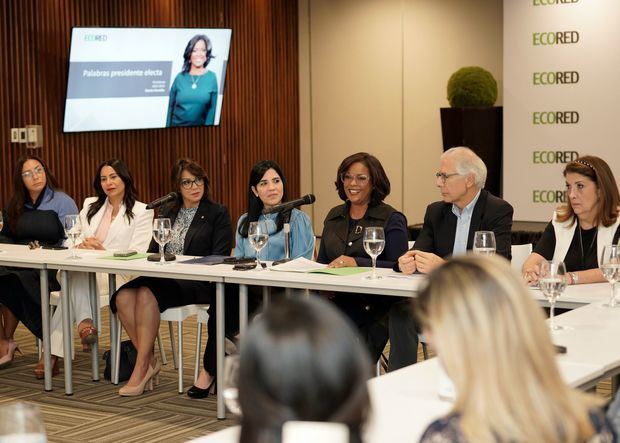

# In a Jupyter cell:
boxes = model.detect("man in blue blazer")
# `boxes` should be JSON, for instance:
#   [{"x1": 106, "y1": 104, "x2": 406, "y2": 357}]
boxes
[{"x1": 388, "y1": 147, "x2": 513, "y2": 371}]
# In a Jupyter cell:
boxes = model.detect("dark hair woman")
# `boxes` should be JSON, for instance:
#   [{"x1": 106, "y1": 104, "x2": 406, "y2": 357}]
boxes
[
  {"x1": 40, "y1": 159, "x2": 154, "y2": 378},
  {"x1": 111, "y1": 158, "x2": 231, "y2": 396},
  {"x1": 239, "y1": 297, "x2": 372, "y2": 443},
  {"x1": 523, "y1": 155, "x2": 620, "y2": 286},
  {"x1": 317, "y1": 152, "x2": 409, "y2": 364},
  {"x1": 166, "y1": 34, "x2": 218, "y2": 127},
  {"x1": 188, "y1": 159, "x2": 314, "y2": 399},
  {"x1": 0, "y1": 155, "x2": 78, "y2": 369}
]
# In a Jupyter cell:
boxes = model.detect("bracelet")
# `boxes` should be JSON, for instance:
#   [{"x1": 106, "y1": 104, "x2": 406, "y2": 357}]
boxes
[{"x1": 569, "y1": 272, "x2": 578, "y2": 285}]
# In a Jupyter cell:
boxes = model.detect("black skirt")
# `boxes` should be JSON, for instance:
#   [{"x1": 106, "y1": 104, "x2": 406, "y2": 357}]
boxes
[{"x1": 110, "y1": 277, "x2": 215, "y2": 313}]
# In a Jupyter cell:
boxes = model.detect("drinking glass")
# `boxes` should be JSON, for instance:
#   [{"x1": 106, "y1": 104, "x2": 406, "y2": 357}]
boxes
[
  {"x1": 363, "y1": 227, "x2": 385, "y2": 280},
  {"x1": 152, "y1": 218, "x2": 172, "y2": 265},
  {"x1": 222, "y1": 355, "x2": 242, "y2": 416},
  {"x1": 0, "y1": 211, "x2": 4, "y2": 253},
  {"x1": 539, "y1": 260, "x2": 567, "y2": 331},
  {"x1": 0, "y1": 402, "x2": 47, "y2": 442},
  {"x1": 248, "y1": 221, "x2": 268, "y2": 270},
  {"x1": 600, "y1": 244, "x2": 620, "y2": 308},
  {"x1": 64, "y1": 214, "x2": 81, "y2": 259},
  {"x1": 473, "y1": 231, "x2": 496, "y2": 255}
]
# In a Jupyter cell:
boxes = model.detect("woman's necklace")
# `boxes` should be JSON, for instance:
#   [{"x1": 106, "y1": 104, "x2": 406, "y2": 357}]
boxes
[
  {"x1": 190, "y1": 74, "x2": 200, "y2": 90},
  {"x1": 577, "y1": 220, "x2": 598, "y2": 269}
]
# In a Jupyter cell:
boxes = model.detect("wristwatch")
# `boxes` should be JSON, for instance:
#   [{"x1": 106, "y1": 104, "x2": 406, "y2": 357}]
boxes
[{"x1": 569, "y1": 272, "x2": 578, "y2": 285}]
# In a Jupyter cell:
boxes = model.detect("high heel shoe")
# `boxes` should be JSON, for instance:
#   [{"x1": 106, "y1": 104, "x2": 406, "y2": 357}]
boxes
[
  {"x1": 34, "y1": 355, "x2": 60, "y2": 379},
  {"x1": 187, "y1": 378, "x2": 216, "y2": 399},
  {"x1": 151, "y1": 359, "x2": 161, "y2": 386},
  {"x1": 0, "y1": 340, "x2": 22, "y2": 369},
  {"x1": 119, "y1": 365, "x2": 154, "y2": 397}
]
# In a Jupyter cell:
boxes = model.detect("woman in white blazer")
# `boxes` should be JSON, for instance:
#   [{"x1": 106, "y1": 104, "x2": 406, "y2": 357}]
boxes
[{"x1": 36, "y1": 159, "x2": 153, "y2": 378}]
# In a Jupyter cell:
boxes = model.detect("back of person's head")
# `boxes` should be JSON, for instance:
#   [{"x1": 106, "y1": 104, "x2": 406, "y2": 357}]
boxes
[
  {"x1": 416, "y1": 255, "x2": 600, "y2": 443},
  {"x1": 559, "y1": 155, "x2": 620, "y2": 227},
  {"x1": 239, "y1": 296, "x2": 371, "y2": 443},
  {"x1": 441, "y1": 147, "x2": 487, "y2": 189}
]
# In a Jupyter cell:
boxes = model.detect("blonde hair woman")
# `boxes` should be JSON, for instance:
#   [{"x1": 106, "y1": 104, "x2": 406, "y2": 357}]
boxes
[{"x1": 417, "y1": 256, "x2": 614, "y2": 443}]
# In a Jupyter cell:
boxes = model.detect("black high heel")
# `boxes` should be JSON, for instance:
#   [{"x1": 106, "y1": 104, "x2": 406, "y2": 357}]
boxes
[{"x1": 187, "y1": 378, "x2": 216, "y2": 399}]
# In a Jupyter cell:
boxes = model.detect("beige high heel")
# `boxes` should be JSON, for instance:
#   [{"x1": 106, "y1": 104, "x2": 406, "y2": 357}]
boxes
[
  {"x1": 118, "y1": 365, "x2": 154, "y2": 396},
  {"x1": 151, "y1": 359, "x2": 161, "y2": 386},
  {"x1": 0, "y1": 340, "x2": 22, "y2": 369}
]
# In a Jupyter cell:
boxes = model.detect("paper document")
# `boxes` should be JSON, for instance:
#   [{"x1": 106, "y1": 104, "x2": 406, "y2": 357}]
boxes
[
  {"x1": 309, "y1": 267, "x2": 371, "y2": 276},
  {"x1": 269, "y1": 257, "x2": 326, "y2": 272},
  {"x1": 99, "y1": 253, "x2": 149, "y2": 261}
]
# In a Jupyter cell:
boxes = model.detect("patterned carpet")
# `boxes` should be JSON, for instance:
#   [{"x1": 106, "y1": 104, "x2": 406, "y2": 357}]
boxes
[
  {"x1": 0, "y1": 310, "x2": 235, "y2": 443},
  {"x1": 0, "y1": 310, "x2": 612, "y2": 442}
]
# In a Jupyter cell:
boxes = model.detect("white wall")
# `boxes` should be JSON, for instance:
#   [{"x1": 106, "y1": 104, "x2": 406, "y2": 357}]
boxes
[{"x1": 299, "y1": 0, "x2": 503, "y2": 234}]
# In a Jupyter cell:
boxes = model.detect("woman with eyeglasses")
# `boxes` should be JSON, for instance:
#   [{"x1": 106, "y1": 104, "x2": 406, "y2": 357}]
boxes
[
  {"x1": 522, "y1": 155, "x2": 620, "y2": 286},
  {"x1": 188, "y1": 159, "x2": 315, "y2": 399},
  {"x1": 317, "y1": 152, "x2": 408, "y2": 363},
  {"x1": 166, "y1": 34, "x2": 218, "y2": 127},
  {"x1": 111, "y1": 158, "x2": 232, "y2": 396},
  {"x1": 0, "y1": 155, "x2": 78, "y2": 368}
]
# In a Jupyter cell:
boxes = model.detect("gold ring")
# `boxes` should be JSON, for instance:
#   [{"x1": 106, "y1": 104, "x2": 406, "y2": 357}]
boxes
[{"x1": 339, "y1": 260, "x2": 344, "y2": 265}]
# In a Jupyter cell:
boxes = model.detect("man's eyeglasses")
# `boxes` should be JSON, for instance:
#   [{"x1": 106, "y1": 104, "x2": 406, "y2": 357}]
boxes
[
  {"x1": 21, "y1": 166, "x2": 45, "y2": 180},
  {"x1": 180, "y1": 177, "x2": 204, "y2": 189},
  {"x1": 435, "y1": 172, "x2": 460, "y2": 184},
  {"x1": 340, "y1": 173, "x2": 369, "y2": 184}
]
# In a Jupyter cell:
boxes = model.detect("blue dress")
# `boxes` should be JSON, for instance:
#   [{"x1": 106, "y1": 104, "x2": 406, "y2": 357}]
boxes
[{"x1": 234, "y1": 209, "x2": 314, "y2": 261}]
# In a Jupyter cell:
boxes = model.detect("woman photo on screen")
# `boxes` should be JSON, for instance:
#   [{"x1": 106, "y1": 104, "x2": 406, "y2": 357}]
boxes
[
  {"x1": 522, "y1": 155, "x2": 620, "y2": 286},
  {"x1": 111, "y1": 158, "x2": 232, "y2": 396},
  {"x1": 40, "y1": 159, "x2": 153, "y2": 379},
  {"x1": 166, "y1": 34, "x2": 218, "y2": 127},
  {"x1": 417, "y1": 255, "x2": 614, "y2": 443},
  {"x1": 0, "y1": 155, "x2": 78, "y2": 369},
  {"x1": 188, "y1": 159, "x2": 315, "y2": 398}
]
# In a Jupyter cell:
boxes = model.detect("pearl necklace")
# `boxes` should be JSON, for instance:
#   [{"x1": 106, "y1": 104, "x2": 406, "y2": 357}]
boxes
[{"x1": 190, "y1": 74, "x2": 200, "y2": 90}]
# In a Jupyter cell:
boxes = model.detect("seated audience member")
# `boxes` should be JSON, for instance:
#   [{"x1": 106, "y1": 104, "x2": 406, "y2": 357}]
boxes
[
  {"x1": 394, "y1": 146, "x2": 513, "y2": 370},
  {"x1": 41, "y1": 159, "x2": 153, "y2": 378},
  {"x1": 316, "y1": 152, "x2": 409, "y2": 366},
  {"x1": 522, "y1": 155, "x2": 620, "y2": 286},
  {"x1": 0, "y1": 155, "x2": 78, "y2": 369},
  {"x1": 112, "y1": 158, "x2": 232, "y2": 396},
  {"x1": 239, "y1": 297, "x2": 371, "y2": 443},
  {"x1": 417, "y1": 255, "x2": 615, "y2": 443},
  {"x1": 189, "y1": 160, "x2": 314, "y2": 398}
]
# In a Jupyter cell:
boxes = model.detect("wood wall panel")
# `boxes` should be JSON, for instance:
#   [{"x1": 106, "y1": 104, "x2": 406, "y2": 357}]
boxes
[{"x1": 0, "y1": 0, "x2": 299, "y2": 229}]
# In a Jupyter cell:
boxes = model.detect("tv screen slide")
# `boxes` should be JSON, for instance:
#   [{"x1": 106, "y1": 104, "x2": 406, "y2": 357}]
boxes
[{"x1": 63, "y1": 27, "x2": 232, "y2": 132}]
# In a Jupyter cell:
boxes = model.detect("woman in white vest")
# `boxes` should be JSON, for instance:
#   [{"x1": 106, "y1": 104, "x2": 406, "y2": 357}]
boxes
[
  {"x1": 36, "y1": 159, "x2": 153, "y2": 378},
  {"x1": 522, "y1": 156, "x2": 620, "y2": 286}
]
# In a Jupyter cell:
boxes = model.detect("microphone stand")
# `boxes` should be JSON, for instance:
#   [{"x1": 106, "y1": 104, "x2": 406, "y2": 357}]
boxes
[{"x1": 273, "y1": 210, "x2": 292, "y2": 266}]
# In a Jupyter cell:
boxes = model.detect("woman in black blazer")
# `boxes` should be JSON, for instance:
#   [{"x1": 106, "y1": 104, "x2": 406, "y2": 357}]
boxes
[{"x1": 111, "y1": 158, "x2": 232, "y2": 396}]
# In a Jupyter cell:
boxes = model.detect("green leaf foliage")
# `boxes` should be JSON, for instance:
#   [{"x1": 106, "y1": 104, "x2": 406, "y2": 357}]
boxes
[{"x1": 447, "y1": 66, "x2": 497, "y2": 107}]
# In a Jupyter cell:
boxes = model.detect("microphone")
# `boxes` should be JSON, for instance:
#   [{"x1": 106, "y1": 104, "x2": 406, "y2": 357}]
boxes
[
  {"x1": 263, "y1": 194, "x2": 316, "y2": 215},
  {"x1": 146, "y1": 192, "x2": 178, "y2": 210}
]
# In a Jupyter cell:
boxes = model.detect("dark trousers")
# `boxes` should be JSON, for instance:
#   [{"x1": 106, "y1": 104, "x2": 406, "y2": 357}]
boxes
[
  {"x1": 387, "y1": 299, "x2": 419, "y2": 371},
  {"x1": 0, "y1": 274, "x2": 44, "y2": 339}
]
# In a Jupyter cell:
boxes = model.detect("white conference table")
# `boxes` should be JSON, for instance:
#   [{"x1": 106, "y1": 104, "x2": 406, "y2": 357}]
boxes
[{"x1": 530, "y1": 282, "x2": 612, "y2": 309}]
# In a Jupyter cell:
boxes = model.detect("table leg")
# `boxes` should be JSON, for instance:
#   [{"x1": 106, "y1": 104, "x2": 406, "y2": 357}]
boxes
[
  {"x1": 108, "y1": 274, "x2": 118, "y2": 384},
  {"x1": 39, "y1": 269, "x2": 52, "y2": 391},
  {"x1": 89, "y1": 273, "x2": 99, "y2": 381},
  {"x1": 60, "y1": 271, "x2": 73, "y2": 395},
  {"x1": 239, "y1": 284, "x2": 248, "y2": 340},
  {"x1": 216, "y1": 282, "x2": 225, "y2": 419}
]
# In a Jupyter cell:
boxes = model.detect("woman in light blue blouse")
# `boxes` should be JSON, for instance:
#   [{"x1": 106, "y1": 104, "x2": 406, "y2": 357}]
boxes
[
  {"x1": 234, "y1": 160, "x2": 314, "y2": 261},
  {"x1": 188, "y1": 160, "x2": 314, "y2": 398}
]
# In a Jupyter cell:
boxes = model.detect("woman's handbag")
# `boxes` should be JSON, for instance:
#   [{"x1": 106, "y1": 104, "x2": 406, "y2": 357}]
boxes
[{"x1": 103, "y1": 340, "x2": 137, "y2": 382}]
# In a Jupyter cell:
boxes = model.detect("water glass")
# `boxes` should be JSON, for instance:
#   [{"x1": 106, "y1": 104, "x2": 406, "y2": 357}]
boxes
[
  {"x1": 152, "y1": 218, "x2": 172, "y2": 265},
  {"x1": 64, "y1": 214, "x2": 81, "y2": 259},
  {"x1": 222, "y1": 355, "x2": 241, "y2": 416},
  {"x1": 0, "y1": 402, "x2": 47, "y2": 442},
  {"x1": 0, "y1": 211, "x2": 4, "y2": 253},
  {"x1": 473, "y1": 231, "x2": 496, "y2": 255},
  {"x1": 600, "y1": 244, "x2": 620, "y2": 308},
  {"x1": 539, "y1": 260, "x2": 567, "y2": 331},
  {"x1": 363, "y1": 227, "x2": 385, "y2": 280},
  {"x1": 248, "y1": 221, "x2": 268, "y2": 270}
]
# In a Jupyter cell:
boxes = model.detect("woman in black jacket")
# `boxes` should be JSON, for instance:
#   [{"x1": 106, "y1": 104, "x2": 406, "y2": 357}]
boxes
[{"x1": 111, "y1": 158, "x2": 232, "y2": 396}]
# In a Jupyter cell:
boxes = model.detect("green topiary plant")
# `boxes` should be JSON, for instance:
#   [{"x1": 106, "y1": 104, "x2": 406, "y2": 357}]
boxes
[{"x1": 447, "y1": 66, "x2": 497, "y2": 108}]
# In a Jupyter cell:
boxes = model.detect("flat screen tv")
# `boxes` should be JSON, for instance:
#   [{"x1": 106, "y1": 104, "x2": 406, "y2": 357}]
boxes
[{"x1": 63, "y1": 27, "x2": 232, "y2": 132}]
